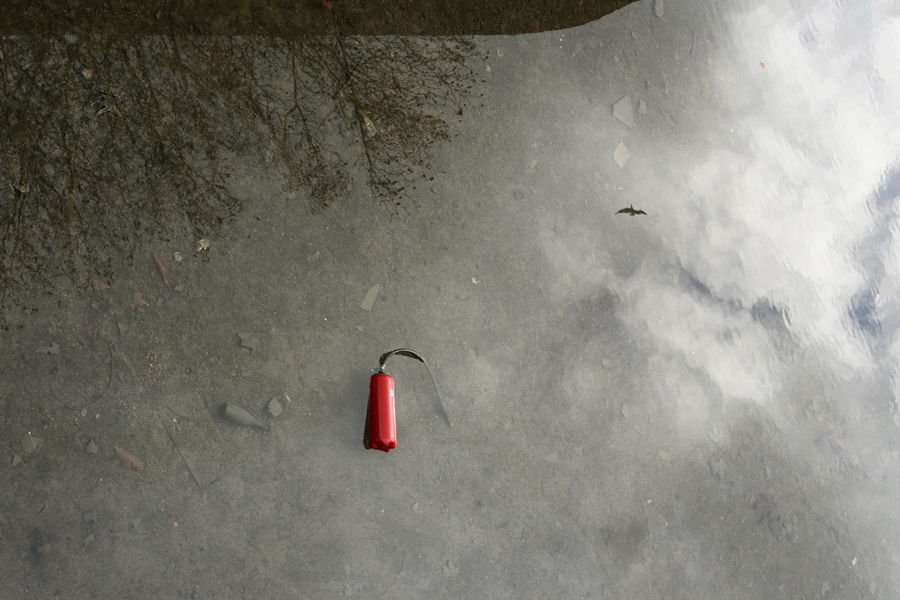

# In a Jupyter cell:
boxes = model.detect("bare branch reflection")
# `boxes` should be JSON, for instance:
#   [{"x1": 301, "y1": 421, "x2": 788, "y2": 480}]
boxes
[{"x1": 0, "y1": 35, "x2": 480, "y2": 323}]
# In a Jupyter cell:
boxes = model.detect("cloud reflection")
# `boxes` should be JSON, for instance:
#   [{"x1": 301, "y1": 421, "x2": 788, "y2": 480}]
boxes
[
  {"x1": 679, "y1": 0, "x2": 900, "y2": 412},
  {"x1": 562, "y1": 0, "x2": 900, "y2": 425}
]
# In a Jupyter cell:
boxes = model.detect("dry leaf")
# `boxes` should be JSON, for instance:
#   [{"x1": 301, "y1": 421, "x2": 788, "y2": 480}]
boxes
[
  {"x1": 91, "y1": 279, "x2": 110, "y2": 290},
  {"x1": 130, "y1": 291, "x2": 148, "y2": 311},
  {"x1": 152, "y1": 252, "x2": 171, "y2": 289},
  {"x1": 112, "y1": 444, "x2": 145, "y2": 471}
]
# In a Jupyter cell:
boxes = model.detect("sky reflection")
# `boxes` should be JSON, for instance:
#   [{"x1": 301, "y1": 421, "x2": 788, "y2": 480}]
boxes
[{"x1": 580, "y1": 0, "x2": 900, "y2": 429}]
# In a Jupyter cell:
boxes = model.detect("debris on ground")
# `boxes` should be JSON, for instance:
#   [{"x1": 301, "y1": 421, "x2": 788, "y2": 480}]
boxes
[
  {"x1": 34, "y1": 342, "x2": 60, "y2": 355},
  {"x1": 163, "y1": 418, "x2": 219, "y2": 487},
  {"x1": 112, "y1": 444, "x2": 145, "y2": 471},
  {"x1": 360, "y1": 284, "x2": 380, "y2": 311},
  {"x1": 357, "y1": 108, "x2": 377, "y2": 137},
  {"x1": 222, "y1": 402, "x2": 269, "y2": 430},
  {"x1": 613, "y1": 142, "x2": 632, "y2": 168},
  {"x1": 237, "y1": 332, "x2": 259, "y2": 354},
  {"x1": 153, "y1": 251, "x2": 172, "y2": 289},
  {"x1": 21, "y1": 432, "x2": 41, "y2": 454},
  {"x1": 613, "y1": 95, "x2": 634, "y2": 127},
  {"x1": 442, "y1": 560, "x2": 459, "y2": 577},
  {"x1": 266, "y1": 395, "x2": 285, "y2": 418},
  {"x1": 131, "y1": 291, "x2": 148, "y2": 311}
]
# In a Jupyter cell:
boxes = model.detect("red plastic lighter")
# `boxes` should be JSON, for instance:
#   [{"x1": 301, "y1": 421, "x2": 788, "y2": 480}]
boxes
[{"x1": 363, "y1": 349, "x2": 451, "y2": 452}]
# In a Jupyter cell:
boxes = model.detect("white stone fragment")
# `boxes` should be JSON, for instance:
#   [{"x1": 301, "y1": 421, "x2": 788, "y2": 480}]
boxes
[
  {"x1": 613, "y1": 142, "x2": 632, "y2": 168},
  {"x1": 613, "y1": 95, "x2": 634, "y2": 127}
]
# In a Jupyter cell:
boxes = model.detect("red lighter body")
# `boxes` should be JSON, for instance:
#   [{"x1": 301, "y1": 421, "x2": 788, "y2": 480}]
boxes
[{"x1": 366, "y1": 372, "x2": 397, "y2": 452}]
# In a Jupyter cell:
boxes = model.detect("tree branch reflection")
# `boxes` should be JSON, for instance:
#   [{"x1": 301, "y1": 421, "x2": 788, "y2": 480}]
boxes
[{"x1": 0, "y1": 35, "x2": 480, "y2": 324}]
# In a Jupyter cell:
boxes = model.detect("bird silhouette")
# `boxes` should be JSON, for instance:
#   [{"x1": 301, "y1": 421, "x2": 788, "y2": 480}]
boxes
[{"x1": 615, "y1": 205, "x2": 647, "y2": 216}]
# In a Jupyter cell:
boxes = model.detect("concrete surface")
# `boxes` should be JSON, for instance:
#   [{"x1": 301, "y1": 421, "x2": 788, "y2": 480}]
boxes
[{"x1": 2, "y1": 0, "x2": 900, "y2": 598}]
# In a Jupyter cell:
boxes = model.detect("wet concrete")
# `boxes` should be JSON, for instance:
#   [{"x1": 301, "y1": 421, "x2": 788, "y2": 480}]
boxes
[{"x1": 3, "y1": 0, "x2": 900, "y2": 598}]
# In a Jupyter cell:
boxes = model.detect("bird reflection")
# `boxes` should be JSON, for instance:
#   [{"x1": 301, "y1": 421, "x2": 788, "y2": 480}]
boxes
[{"x1": 615, "y1": 205, "x2": 647, "y2": 216}]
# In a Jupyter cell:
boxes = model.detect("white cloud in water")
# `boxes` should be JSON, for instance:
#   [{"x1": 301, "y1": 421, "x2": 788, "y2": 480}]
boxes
[
  {"x1": 632, "y1": 263, "x2": 781, "y2": 405},
  {"x1": 547, "y1": 1, "x2": 900, "y2": 422},
  {"x1": 630, "y1": 0, "x2": 900, "y2": 399}
]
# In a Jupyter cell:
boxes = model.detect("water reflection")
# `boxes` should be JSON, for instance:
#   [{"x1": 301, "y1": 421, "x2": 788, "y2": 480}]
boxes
[
  {"x1": 0, "y1": 35, "x2": 479, "y2": 324},
  {"x1": 614, "y1": 0, "x2": 900, "y2": 404},
  {"x1": 535, "y1": 0, "x2": 900, "y2": 594},
  {"x1": 3, "y1": 0, "x2": 900, "y2": 598}
]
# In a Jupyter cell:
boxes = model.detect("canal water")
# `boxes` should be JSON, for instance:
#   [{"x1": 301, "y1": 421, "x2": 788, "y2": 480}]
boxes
[{"x1": 2, "y1": 0, "x2": 899, "y2": 598}]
